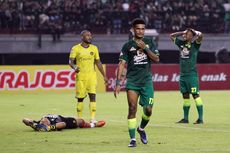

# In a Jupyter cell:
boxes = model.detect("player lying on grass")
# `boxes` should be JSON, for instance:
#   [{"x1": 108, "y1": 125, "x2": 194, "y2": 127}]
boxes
[{"x1": 22, "y1": 114, "x2": 105, "y2": 132}]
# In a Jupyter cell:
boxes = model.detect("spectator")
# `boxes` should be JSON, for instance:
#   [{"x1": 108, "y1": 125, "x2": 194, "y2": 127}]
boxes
[{"x1": 223, "y1": 0, "x2": 230, "y2": 33}]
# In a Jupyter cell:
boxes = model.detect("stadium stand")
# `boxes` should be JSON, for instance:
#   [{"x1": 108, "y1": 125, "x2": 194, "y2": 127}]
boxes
[{"x1": 0, "y1": 0, "x2": 229, "y2": 34}]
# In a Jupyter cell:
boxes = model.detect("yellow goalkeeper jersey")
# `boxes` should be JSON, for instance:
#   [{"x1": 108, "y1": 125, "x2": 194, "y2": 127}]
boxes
[{"x1": 69, "y1": 43, "x2": 100, "y2": 80}]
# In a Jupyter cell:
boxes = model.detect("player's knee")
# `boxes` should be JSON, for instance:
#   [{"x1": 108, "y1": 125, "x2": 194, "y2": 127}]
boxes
[
  {"x1": 182, "y1": 93, "x2": 190, "y2": 99},
  {"x1": 78, "y1": 98, "x2": 84, "y2": 102},
  {"x1": 192, "y1": 94, "x2": 200, "y2": 99},
  {"x1": 89, "y1": 93, "x2": 96, "y2": 101},
  {"x1": 144, "y1": 106, "x2": 152, "y2": 116}
]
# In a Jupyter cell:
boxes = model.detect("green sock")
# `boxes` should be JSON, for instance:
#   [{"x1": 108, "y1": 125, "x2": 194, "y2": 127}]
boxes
[
  {"x1": 195, "y1": 97, "x2": 203, "y2": 121},
  {"x1": 140, "y1": 112, "x2": 150, "y2": 129},
  {"x1": 183, "y1": 99, "x2": 191, "y2": 120},
  {"x1": 128, "y1": 118, "x2": 137, "y2": 139}
]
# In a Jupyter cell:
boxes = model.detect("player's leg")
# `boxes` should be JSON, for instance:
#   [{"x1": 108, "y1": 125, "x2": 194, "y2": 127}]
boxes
[
  {"x1": 77, "y1": 98, "x2": 84, "y2": 118},
  {"x1": 76, "y1": 80, "x2": 87, "y2": 118},
  {"x1": 137, "y1": 85, "x2": 154, "y2": 144},
  {"x1": 77, "y1": 118, "x2": 106, "y2": 128},
  {"x1": 77, "y1": 118, "x2": 91, "y2": 128},
  {"x1": 177, "y1": 77, "x2": 190, "y2": 123},
  {"x1": 88, "y1": 93, "x2": 97, "y2": 123},
  {"x1": 87, "y1": 76, "x2": 97, "y2": 123},
  {"x1": 192, "y1": 94, "x2": 203, "y2": 124},
  {"x1": 190, "y1": 76, "x2": 203, "y2": 124},
  {"x1": 22, "y1": 118, "x2": 38, "y2": 130},
  {"x1": 127, "y1": 89, "x2": 139, "y2": 147}
]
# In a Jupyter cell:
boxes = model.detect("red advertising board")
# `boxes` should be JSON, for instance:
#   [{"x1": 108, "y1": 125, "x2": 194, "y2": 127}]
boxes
[
  {"x1": 106, "y1": 64, "x2": 230, "y2": 91},
  {"x1": 0, "y1": 65, "x2": 106, "y2": 93}
]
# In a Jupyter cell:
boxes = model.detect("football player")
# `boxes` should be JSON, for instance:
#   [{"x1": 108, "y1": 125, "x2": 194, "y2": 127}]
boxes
[{"x1": 22, "y1": 114, "x2": 106, "y2": 132}]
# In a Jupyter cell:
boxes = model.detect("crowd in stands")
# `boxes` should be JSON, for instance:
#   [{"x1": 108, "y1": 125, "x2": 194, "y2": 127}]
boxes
[{"x1": 0, "y1": 0, "x2": 230, "y2": 35}]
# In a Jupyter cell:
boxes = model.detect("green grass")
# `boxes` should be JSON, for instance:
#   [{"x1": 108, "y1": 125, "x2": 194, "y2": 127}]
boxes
[{"x1": 0, "y1": 91, "x2": 230, "y2": 153}]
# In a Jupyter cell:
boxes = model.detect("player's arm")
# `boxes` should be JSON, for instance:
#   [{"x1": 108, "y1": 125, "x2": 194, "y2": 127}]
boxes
[
  {"x1": 95, "y1": 59, "x2": 108, "y2": 84},
  {"x1": 192, "y1": 29, "x2": 203, "y2": 44},
  {"x1": 69, "y1": 47, "x2": 80, "y2": 73},
  {"x1": 170, "y1": 31, "x2": 186, "y2": 42},
  {"x1": 55, "y1": 122, "x2": 66, "y2": 130},
  {"x1": 136, "y1": 40, "x2": 159, "y2": 62},
  {"x1": 114, "y1": 59, "x2": 126, "y2": 98},
  {"x1": 94, "y1": 47, "x2": 108, "y2": 84},
  {"x1": 69, "y1": 58, "x2": 80, "y2": 73}
]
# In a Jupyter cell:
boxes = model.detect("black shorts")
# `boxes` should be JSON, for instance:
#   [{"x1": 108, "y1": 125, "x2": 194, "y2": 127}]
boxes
[{"x1": 59, "y1": 116, "x2": 77, "y2": 129}]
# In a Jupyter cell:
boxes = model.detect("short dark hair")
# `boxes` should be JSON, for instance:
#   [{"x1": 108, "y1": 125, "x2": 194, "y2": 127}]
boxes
[
  {"x1": 186, "y1": 28, "x2": 196, "y2": 36},
  {"x1": 132, "y1": 18, "x2": 146, "y2": 27},
  {"x1": 80, "y1": 30, "x2": 91, "y2": 36}
]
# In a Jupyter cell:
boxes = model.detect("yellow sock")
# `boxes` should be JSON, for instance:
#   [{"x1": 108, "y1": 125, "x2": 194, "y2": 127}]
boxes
[
  {"x1": 89, "y1": 102, "x2": 96, "y2": 120},
  {"x1": 76, "y1": 102, "x2": 84, "y2": 118},
  {"x1": 195, "y1": 97, "x2": 203, "y2": 106},
  {"x1": 128, "y1": 118, "x2": 137, "y2": 139}
]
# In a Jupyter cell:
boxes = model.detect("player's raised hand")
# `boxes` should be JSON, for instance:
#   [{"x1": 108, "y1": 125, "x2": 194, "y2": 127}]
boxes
[
  {"x1": 183, "y1": 29, "x2": 188, "y2": 34},
  {"x1": 135, "y1": 39, "x2": 146, "y2": 50}
]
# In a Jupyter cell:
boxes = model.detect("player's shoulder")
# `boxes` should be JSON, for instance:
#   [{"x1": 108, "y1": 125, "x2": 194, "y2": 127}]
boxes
[
  {"x1": 143, "y1": 37, "x2": 154, "y2": 45},
  {"x1": 143, "y1": 37, "x2": 152, "y2": 42},
  {"x1": 71, "y1": 43, "x2": 81, "y2": 50},
  {"x1": 89, "y1": 44, "x2": 98, "y2": 48},
  {"x1": 122, "y1": 40, "x2": 133, "y2": 48},
  {"x1": 89, "y1": 44, "x2": 99, "y2": 50}
]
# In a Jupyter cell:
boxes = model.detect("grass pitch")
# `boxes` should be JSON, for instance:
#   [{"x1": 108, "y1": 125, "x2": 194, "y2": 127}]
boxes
[{"x1": 0, "y1": 91, "x2": 230, "y2": 153}]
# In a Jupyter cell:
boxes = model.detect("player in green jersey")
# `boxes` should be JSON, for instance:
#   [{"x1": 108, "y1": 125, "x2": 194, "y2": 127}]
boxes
[
  {"x1": 170, "y1": 28, "x2": 204, "y2": 124},
  {"x1": 114, "y1": 18, "x2": 159, "y2": 147}
]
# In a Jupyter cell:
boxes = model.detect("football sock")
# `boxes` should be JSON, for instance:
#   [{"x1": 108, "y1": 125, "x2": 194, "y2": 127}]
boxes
[
  {"x1": 128, "y1": 118, "x2": 137, "y2": 139},
  {"x1": 195, "y1": 97, "x2": 203, "y2": 121},
  {"x1": 77, "y1": 102, "x2": 84, "y2": 118},
  {"x1": 183, "y1": 99, "x2": 191, "y2": 120},
  {"x1": 89, "y1": 102, "x2": 96, "y2": 120},
  {"x1": 48, "y1": 125, "x2": 56, "y2": 131},
  {"x1": 140, "y1": 112, "x2": 150, "y2": 129}
]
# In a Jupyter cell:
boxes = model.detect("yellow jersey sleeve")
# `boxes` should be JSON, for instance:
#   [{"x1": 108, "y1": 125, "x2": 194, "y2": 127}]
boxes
[
  {"x1": 94, "y1": 46, "x2": 100, "y2": 60},
  {"x1": 69, "y1": 46, "x2": 78, "y2": 59}
]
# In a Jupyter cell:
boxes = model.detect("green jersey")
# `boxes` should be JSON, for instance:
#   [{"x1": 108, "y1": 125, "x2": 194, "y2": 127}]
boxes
[
  {"x1": 174, "y1": 37, "x2": 201, "y2": 76},
  {"x1": 119, "y1": 37, "x2": 156, "y2": 87}
]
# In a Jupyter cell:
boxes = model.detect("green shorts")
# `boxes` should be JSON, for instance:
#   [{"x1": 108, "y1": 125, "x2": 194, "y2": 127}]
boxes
[
  {"x1": 126, "y1": 84, "x2": 154, "y2": 107},
  {"x1": 180, "y1": 75, "x2": 199, "y2": 94}
]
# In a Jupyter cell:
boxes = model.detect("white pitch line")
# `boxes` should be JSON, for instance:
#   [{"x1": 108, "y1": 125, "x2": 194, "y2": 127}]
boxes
[{"x1": 110, "y1": 119, "x2": 230, "y2": 133}]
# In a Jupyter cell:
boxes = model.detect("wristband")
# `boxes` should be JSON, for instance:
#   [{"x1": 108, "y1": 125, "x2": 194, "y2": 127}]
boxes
[
  {"x1": 143, "y1": 47, "x2": 151, "y2": 53},
  {"x1": 116, "y1": 80, "x2": 121, "y2": 86},
  {"x1": 154, "y1": 50, "x2": 160, "y2": 56}
]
